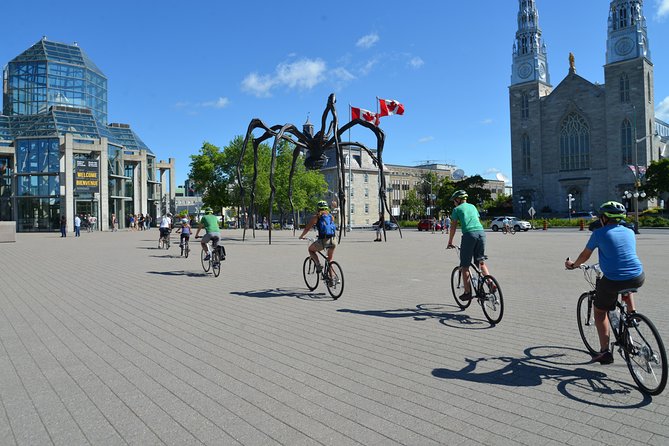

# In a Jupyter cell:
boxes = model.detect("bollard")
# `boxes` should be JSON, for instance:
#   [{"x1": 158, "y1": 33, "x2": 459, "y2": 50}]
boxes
[
  {"x1": 543, "y1": 219, "x2": 548, "y2": 230},
  {"x1": 579, "y1": 219, "x2": 584, "y2": 231}
]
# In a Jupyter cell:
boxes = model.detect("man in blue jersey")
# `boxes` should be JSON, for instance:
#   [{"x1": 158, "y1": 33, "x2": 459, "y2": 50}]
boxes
[{"x1": 565, "y1": 201, "x2": 644, "y2": 364}]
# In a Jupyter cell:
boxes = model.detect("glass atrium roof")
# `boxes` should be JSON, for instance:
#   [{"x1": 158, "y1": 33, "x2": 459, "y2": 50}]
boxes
[
  {"x1": 11, "y1": 38, "x2": 105, "y2": 77},
  {"x1": 0, "y1": 110, "x2": 153, "y2": 154}
]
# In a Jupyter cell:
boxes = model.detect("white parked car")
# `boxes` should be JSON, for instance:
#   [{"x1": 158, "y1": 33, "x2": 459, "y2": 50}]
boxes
[{"x1": 490, "y1": 216, "x2": 531, "y2": 232}]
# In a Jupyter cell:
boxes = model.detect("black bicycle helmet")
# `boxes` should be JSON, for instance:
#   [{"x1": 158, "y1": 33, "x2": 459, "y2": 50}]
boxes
[{"x1": 598, "y1": 201, "x2": 626, "y2": 219}]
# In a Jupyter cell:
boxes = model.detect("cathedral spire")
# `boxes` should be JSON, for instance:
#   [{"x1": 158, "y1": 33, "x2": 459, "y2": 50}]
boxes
[
  {"x1": 606, "y1": 0, "x2": 651, "y2": 64},
  {"x1": 511, "y1": 0, "x2": 550, "y2": 86}
]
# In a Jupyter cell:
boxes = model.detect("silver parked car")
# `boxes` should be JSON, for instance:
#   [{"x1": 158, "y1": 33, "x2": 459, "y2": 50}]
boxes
[{"x1": 490, "y1": 216, "x2": 531, "y2": 232}]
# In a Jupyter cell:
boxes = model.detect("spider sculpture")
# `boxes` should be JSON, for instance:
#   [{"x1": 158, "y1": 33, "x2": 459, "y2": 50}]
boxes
[{"x1": 236, "y1": 93, "x2": 401, "y2": 244}]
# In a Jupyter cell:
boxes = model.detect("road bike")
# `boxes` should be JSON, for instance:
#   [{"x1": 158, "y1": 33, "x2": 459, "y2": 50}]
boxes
[
  {"x1": 302, "y1": 238, "x2": 344, "y2": 299},
  {"x1": 196, "y1": 235, "x2": 225, "y2": 277},
  {"x1": 574, "y1": 263, "x2": 666, "y2": 395},
  {"x1": 449, "y1": 246, "x2": 504, "y2": 324},
  {"x1": 158, "y1": 229, "x2": 171, "y2": 249}
]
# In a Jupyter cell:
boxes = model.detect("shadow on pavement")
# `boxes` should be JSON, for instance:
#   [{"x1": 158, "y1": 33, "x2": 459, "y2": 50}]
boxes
[
  {"x1": 230, "y1": 288, "x2": 333, "y2": 300},
  {"x1": 337, "y1": 303, "x2": 492, "y2": 329},
  {"x1": 147, "y1": 270, "x2": 208, "y2": 277},
  {"x1": 431, "y1": 345, "x2": 652, "y2": 408}
]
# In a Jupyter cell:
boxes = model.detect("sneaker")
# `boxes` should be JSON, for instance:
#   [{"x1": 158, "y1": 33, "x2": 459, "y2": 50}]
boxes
[
  {"x1": 204, "y1": 254, "x2": 211, "y2": 261},
  {"x1": 592, "y1": 350, "x2": 614, "y2": 365},
  {"x1": 315, "y1": 264, "x2": 323, "y2": 273},
  {"x1": 459, "y1": 292, "x2": 473, "y2": 301}
]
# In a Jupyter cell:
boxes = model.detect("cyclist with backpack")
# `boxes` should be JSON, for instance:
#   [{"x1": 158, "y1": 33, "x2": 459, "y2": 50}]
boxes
[{"x1": 299, "y1": 200, "x2": 337, "y2": 274}]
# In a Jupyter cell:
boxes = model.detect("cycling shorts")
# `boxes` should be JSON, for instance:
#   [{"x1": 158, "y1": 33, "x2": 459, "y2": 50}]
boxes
[
  {"x1": 202, "y1": 232, "x2": 221, "y2": 245},
  {"x1": 459, "y1": 230, "x2": 486, "y2": 267},
  {"x1": 595, "y1": 272, "x2": 645, "y2": 311},
  {"x1": 312, "y1": 237, "x2": 336, "y2": 251},
  {"x1": 159, "y1": 227, "x2": 170, "y2": 237}
]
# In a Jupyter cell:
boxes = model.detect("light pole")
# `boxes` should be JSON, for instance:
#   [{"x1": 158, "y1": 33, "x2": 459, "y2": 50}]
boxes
[
  {"x1": 518, "y1": 196, "x2": 526, "y2": 218},
  {"x1": 567, "y1": 193, "x2": 575, "y2": 220},
  {"x1": 623, "y1": 189, "x2": 646, "y2": 233}
]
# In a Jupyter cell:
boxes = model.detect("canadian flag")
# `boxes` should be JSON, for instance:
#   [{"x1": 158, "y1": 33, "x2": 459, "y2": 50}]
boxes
[
  {"x1": 351, "y1": 106, "x2": 380, "y2": 126},
  {"x1": 378, "y1": 98, "x2": 405, "y2": 117}
]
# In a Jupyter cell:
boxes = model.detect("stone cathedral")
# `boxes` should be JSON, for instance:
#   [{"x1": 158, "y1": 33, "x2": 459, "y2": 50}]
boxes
[{"x1": 509, "y1": 0, "x2": 668, "y2": 215}]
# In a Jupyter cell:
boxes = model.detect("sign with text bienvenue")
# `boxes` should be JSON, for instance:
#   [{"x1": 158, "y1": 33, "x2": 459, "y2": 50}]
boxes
[{"x1": 74, "y1": 160, "x2": 99, "y2": 193}]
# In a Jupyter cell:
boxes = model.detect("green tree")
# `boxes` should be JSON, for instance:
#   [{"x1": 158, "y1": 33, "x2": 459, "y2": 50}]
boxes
[
  {"x1": 483, "y1": 193, "x2": 513, "y2": 216},
  {"x1": 400, "y1": 189, "x2": 424, "y2": 219},
  {"x1": 642, "y1": 158, "x2": 669, "y2": 198}
]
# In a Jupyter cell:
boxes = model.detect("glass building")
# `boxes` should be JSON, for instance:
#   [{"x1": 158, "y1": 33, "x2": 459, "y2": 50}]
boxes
[{"x1": 0, "y1": 37, "x2": 175, "y2": 232}]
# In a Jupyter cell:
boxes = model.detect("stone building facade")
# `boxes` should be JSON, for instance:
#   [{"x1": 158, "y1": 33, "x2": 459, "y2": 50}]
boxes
[{"x1": 509, "y1": 0, "x2": 668, "y2": 215}]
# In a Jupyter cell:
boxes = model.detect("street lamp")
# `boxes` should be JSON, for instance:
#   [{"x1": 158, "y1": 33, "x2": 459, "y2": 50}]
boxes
[
  {"x1": 623, "y1": 190, "x2": 646, "y2": 233},
  {"x1": 567, "y1": 193, "x2": 575, "y2": 220}
]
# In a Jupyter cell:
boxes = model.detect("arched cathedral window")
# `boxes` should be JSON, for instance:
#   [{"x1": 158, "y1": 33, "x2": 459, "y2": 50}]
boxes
[
  {"x1": 560, "y1": 113, "x2": 590, "y2": 171},
  {"x1": 619, "y1": 6, "x2": 628, "y2": 29},
  {"x1": 647, "y1": 73, "x2": 652, "y2": 103},
  {"x1": 521, "y1": 134, "x2": 531, "y2": 173},
  {"x1": 619, "y1": 74, "x2": 630, "y2": 103},
  {"x1": 621, "y1": 119, "x2": 633, "y2": 165},
  {"x1": 521, "y1": 93, "x2": 529, "y2": 119}
]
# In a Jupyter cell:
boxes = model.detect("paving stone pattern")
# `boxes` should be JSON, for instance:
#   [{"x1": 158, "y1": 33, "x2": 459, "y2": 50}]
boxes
[{"x1": 0, "y1": 227, "x2": 667, "y2": 445}]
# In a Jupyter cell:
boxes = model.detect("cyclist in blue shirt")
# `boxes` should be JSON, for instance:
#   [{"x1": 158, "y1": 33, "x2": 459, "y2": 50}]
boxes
[
  {"x1": 299, "y1": 200, "x2": 337, "y2": 274},
  {"x1": 565, "y1": 201, "x2": 644, "y2": 364}
]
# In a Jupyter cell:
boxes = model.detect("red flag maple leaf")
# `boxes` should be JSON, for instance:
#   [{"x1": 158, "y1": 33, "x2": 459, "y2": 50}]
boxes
[
  {"x1": 378, "y1": 98, "x2": 405, "y2": 117},
  {"x1": 351, "y1": 106, "x2": 380, "y2": 126}
]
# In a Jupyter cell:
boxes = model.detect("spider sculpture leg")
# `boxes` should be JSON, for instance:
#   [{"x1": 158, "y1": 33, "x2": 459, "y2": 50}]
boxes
[
  {"x1": 237, "y1": 119, "x2": 280, "y2": 242},
  {"x1": 336, "y1": 119, "x2": 402, "y2": 241}
]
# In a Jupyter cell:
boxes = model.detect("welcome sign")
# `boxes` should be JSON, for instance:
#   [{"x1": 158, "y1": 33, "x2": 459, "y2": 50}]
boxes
[{"x1": 74, "y1": 160, "x2": 99, "y2": 193}]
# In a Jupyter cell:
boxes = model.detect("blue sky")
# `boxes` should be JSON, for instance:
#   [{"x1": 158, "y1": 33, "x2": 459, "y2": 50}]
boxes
[{"x1": 2, "y1": 0, "x2": 669, "y2": 186}]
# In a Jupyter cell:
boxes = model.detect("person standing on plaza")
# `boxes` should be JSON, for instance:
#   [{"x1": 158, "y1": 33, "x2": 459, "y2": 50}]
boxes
[
  {"x1": 74, "y1": 214, "x2": 81, "y2": 237},
  {"x1": 374, "y1": 213, "x2": 383, "y2": 242},
  {"x1": 60, "y1": 215, "x2": 67, "y2": 237},
  {"x1": 145, "y1": 213, "x2": 151, "y2": 230},
  {"x1": 447, "y1": 190, "x2": 490, "y2": 300},
  {"x1": 195, "y1": 207, "x2": 220, "y2": 260},
  {"x1": 444, "y1": 214, "x2": 451, "y2": 234},
  {"x1": 111, "y1": 213, "x2": 118, "y2": 232}
]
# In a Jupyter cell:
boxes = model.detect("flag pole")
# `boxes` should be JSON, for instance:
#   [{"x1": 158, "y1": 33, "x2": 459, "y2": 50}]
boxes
[{"x1": 347, "y1": 104, "x2": 352, "y2": 232}]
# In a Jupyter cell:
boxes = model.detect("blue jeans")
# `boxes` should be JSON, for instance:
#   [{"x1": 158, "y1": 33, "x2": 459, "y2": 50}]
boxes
[{"x1": 75, "y1": 226, "x2": 81, "y2": 237}]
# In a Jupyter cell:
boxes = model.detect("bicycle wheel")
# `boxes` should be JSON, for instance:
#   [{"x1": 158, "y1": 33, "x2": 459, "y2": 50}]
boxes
[
  {"x1": 509, "y1": 227, "x2": 516, "y2": 235},
  {"x1": 450, "y1": 266, "x2": 472, "y2": 309},
  {"x1": 623, "y1": 313, "x2": 667, "y2": 395},
  {"x1": 303, "y1": 257, "x2": 319, "y2": 291},
  {"x1": 325, "y1": 261, "x2": 344, "y2": 299},
  {"x1": 201, "y1": 249, "x2": 211, "y2": 272},
  {"x1": 576, "y1": 292, "x2": 599, "y2": 355},
  {"x1": 480, "y1": 275, "x2": 504, "y2": 324},
  {"x1": 211, "y1": 250, "x2": 221, "y2": 277},
  {"x1": 184, "y1": 242, "x2": 190, "y2": 258},
  {"x1": 165, "y1": 237, "x2": 170, "y2": 249}
]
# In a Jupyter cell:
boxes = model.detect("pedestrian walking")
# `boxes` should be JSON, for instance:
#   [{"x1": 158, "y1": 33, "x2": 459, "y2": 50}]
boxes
[
  {"x1": 60, "y1": 215, "x2": 67, "y2": 237},
  {"x1": 111, "y1": 213, "x2": 118, "y2": 232},
  {"x1": 74, "y1": 214, "x2": 81, "y2": 237}
]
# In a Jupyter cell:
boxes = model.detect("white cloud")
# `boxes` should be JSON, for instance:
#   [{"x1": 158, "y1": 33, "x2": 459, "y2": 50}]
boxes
[
  {"x1": 359, "y1": 57, "x2": 379, "y2": 76},
  {"x1": 201, "y1": 97, "x2": 230, "y2": 109},
  {"x1": 409, "y1": 57, "x2": 424, "y2": 69},
  {"x1": 356, "y1": 33, "x2": 379, "y2": 49},
  {"x1": 418, "y1": 136, "x2": 434, "y2": 144},
  {"x1": 657, "y1": 96, "x2": 669, "y2": 120},
  {"x1": 657, "y1": 0, "x2": 669, "y2": 19},
  {"x1": 174, "y1": 96, "x2": 231, "y2": 113},
  {"x1": 481, "y1": 118, "x2": 494, "y2": 125},
  {"x1": 241, "y1": 59, "x2": 327, "y2": 97}
]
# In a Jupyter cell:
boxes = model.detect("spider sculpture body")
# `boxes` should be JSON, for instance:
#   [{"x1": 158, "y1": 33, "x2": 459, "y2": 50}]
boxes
[{"x1": 236, "y1": 93, "x2": 401, "y2": 244}]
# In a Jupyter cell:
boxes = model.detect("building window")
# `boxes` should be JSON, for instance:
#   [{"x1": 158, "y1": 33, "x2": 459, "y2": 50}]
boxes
[
  {"x1": 350, "y1": 187, "x2": 354, "y2": 198},
  {"x1": 648, "y1": 73, "x2": 652, "y2": 103},
  {"x1": 521, "y1": 134, "x2": 531, "y2": 173},
  {"x1": 364, "y1": 203, "x2": 369, "y2": 214},
  {"x1": 351, "y1": 203, "x2": 355, "y2": 214},
  {"x1": 619, "y1": 74, "x2": 630, "y2": 103},
  {"x1": 621, "y1": 119, "x2": 633, "y2": 165},
  {"x1": 560, "y1": 113, "x2": 590, "y2": 171},
  {"x1": 521, "y1": 93, "x2": 529, "y2": 119},
  {"x1": 364, "y1": 173, "x2": 369, "y2": 183},
  {"x1": 619, "y1": 6, "x2": 628, "y2": 29},
  {"x1": 364, "y1": 188, "x2": 369, "y2": 198}
]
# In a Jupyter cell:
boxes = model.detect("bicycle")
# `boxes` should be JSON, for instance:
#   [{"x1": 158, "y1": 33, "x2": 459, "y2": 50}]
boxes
[
  {"x1": 179, "y1": 235, "x2": 190, "y2": 258},
  {"x1": 502, "y1": 224, "x2": 516, "y2": 235},
  {"x1": 573, "y1": 263, "x2": 667, "y2": 395},
  {"x1": 196, "y1": 235, "x2": 225, "y2": 277},
  {"x1": 158, "y1": 229, "x2": 171, "y2": 249},
  {"x1": 449, "y1": 246, "x2": 504, "y2": 324},
  {"x1": 302, "y1": 237, "x2": 344, "y2": 299}
]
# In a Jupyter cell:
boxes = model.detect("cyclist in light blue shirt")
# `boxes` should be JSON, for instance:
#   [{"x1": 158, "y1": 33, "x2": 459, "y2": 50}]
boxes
[{"x1": 566, "y1": 201, "x2": 644, "y2": 365}]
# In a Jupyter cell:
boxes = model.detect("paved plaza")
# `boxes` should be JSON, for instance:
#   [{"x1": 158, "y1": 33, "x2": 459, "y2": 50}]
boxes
[{"x1": 0, "y1": 226, "x2": 668, "y2": 445}]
